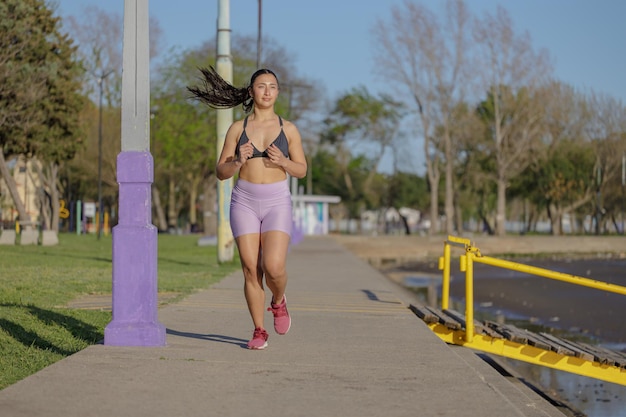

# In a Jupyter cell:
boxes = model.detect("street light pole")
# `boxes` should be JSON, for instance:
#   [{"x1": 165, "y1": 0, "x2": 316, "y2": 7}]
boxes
[
  {"x1": 257, "y1": 0, "x2": 262, "y2": 68},
  {"x1": 97, "y1": 70, "x2": 114, "y2": 239}
]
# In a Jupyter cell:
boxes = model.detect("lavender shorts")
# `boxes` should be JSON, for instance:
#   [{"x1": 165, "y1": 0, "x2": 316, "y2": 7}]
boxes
[{"x1": 230, "y1": 179, "x2": 292, "y2": 238}]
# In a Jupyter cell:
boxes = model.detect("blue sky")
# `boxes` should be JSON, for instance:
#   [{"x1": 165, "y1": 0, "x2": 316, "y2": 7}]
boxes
[{"x1": 56, "y1": 0, "x2": 625, "y2": 103}]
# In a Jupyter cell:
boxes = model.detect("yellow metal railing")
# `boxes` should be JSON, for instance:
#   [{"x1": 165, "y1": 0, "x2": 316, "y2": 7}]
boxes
[
  {"x1": 438, "y1": 235, "x2": 626, "y2": 343},
  {"x1": 434, "y1": 235, "x2": 626, "y2": 385}
]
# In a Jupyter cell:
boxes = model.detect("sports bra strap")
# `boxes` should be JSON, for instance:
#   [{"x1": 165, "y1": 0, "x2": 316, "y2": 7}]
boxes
[{"x1": 243, "y1": 116, "x2": 282, "y2": 128}]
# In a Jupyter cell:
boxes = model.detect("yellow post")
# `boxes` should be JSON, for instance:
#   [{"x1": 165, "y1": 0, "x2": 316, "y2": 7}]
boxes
[
  {"x1": 440, "y1": 241, "x2": 451, "y2": 310},
  {"x1": 464, "y1": 252, "x2": 474, "y2": 343},
  {"x1": 104, "y1": 212, "x2": 110, "y2": 236}
]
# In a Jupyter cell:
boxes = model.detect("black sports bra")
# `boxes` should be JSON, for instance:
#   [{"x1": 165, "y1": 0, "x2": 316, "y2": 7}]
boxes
[{"x1": 236, "y1": 116, "x2": 290, "y2": 159}]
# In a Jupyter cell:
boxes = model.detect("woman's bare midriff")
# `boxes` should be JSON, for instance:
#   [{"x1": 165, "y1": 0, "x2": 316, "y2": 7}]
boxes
[{"x1": 238, "y1": 158, "x2": 287, "y2": 184}]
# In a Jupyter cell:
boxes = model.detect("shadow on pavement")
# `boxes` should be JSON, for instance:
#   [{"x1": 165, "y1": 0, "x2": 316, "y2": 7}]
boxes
[{"x1": 166, "y1": 328, "x2": 247, "y2": 348}]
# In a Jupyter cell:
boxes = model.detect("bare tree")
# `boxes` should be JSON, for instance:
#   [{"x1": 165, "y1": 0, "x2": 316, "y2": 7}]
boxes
[
  {"x1": 473, "y1": 6, "x2": 552, "y2": 235},
  {"x1": 586, "y1": 92, "x2": 626, "y2": 234},
  {"x1": 66, "y1": 5, "x2": 163, "y2": 106},
  {"x1": 373, "y1": 0, "x2": 473, "y2": 235},
  {"x1": 540, "y1": 82, "x2": 594, "y2": 234}
]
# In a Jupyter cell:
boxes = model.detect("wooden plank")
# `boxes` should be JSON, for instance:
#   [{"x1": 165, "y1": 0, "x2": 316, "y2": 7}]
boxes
[
  {"x1": 538, "y1": 333, "x2": 593, "y2": 360},
  {"x1": 484, "y1": 323, "x2": 558, "y2": 352},
  {"x1": 576, "y1": 343, "x2": 613, "y2": 365},
  {"x1": 484, "y1": 321, "x2": 513, "y2": 339},
  {"x1": 442, "y1": 309, "x2": 503, "y2": 338},
  {"x1": 478, "y1": 325, "x2": 505, "y2": 339},
  {"x1": 440, "y1": 309, "x2": 469, "y2": 330},
  {"x1": 412, "y1": 304, "x2": 626, "y2": 370},
  {"x1": 409, "y1": 304, "x2": 439, "y2": 325},
  {"x1": 517, "y1": 330, "x2": 554, "y2": 352},
  {"x1": 492, "y1": 323, "x2": 529, "y2": 345},
  {"x1": 581, "y1": 344, "x2": 625, "y2": 366},
  {"x1": 578, "y1": 343, "x2": 626, "y2": 368},
  {"x1": 483, "y1": 322, "x2": 576, "y2": 354},
  {"x1": 425, "y1": 306, "x2": 462, "y2": 330},
  {"x1": 472, "y1": 321, "x2": 505, "y2": 339}
]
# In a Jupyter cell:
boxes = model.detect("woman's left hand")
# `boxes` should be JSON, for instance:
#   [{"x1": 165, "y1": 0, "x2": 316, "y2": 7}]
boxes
[{"x1": 266, "y1": 144, "x2": 287, "y2": 167}]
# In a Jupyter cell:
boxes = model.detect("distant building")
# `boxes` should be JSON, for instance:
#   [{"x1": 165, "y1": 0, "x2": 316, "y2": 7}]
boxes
[{"x1": 292, "y1": 194, "x2": 341, "y2": 237}]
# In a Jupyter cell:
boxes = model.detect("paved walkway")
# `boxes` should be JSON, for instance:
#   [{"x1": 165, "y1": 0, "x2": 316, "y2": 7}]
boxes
[{"x1": 0, "y1": 236, "x2": 566, "y2": 417}]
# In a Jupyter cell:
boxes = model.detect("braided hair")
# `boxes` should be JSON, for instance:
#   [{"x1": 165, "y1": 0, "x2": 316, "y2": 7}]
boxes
[{"x1": 188, "y1": 67, "x2": 279, "y2": 113}]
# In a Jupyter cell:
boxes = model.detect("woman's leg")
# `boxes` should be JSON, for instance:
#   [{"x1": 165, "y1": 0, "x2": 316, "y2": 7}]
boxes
[
  {"x1": 235, "y1": 233, "x2": 265, "y2": 329},
  {"x1": 260, "y1": 231, "x2": 291, "y2": 304}
]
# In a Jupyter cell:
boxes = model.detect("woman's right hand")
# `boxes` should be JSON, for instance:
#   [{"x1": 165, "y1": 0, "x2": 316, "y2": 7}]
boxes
[{"x1": 237, "y1": 142, "x2": 254, "y2": 165}]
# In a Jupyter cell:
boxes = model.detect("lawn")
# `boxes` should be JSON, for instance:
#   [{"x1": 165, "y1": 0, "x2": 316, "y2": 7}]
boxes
[{"x1": 0, "y1": 233, "x2": 239, "y2": 390}]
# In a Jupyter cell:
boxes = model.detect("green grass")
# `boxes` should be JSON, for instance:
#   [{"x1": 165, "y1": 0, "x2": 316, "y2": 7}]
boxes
[{"x1": 0, "y1": 233, "x2": 239, "y2": 390}]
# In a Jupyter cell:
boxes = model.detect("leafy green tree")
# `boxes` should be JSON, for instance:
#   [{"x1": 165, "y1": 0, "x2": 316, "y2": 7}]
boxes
[
  {"x1": 322, "y1": 87, "x2": 404, "y2": 211},
  {"x1": 511, "y1": 140, "x2": 595, "y2": 235},
  {"x1": 309, "y1": 148, "x2": 377, "y2": 220},
  {"x1": 601, "y1": 138, "x2": 626, "y2": 234},
  {"x1": 31, "y1": 23, "x2": 85, "y2": 232},
  {"x1": 385, "y1": 171, "x2": 429, "y2": 212},
  {"x1": 0, "y1": 0, "x2": 49, "y2": 230},
  {"x1": 507, "y1": 83, "x2": 596, "y2": 235},
  {"x1": 0, "y1": 0, "x2": 84, "y2": 234}
]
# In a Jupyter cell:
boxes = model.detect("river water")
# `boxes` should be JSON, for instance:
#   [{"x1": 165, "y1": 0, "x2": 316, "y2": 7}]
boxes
[{"x1": 402, "y1": 257, "x2": 626, "y2": 417}]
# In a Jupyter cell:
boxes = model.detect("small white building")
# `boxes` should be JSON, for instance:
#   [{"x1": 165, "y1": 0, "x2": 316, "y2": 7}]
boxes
[{"x1": 292, "y1": 194, "x2": 341, "y2": 237}]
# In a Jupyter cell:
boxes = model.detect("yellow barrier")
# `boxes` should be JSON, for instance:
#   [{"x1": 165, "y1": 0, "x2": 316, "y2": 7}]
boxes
[
  {"x1": 439, "y1": 235, "x2": 626, "y2": 343},
  {"x1": 436, "y1": 235, "x2": 626, "y2": 385}
]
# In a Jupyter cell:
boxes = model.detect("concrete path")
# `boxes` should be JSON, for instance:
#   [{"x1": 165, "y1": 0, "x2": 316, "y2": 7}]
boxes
[{"x1": 0, "y1": 236, "x2": 566, "y2": 417}]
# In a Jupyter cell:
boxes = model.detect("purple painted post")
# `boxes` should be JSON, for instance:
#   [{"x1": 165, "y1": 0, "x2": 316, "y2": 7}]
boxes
[
  {"x1": 104, "y1": 152, "x2": 165, "y2": 346},
  {"x1": 104, "y1": 0, "x2": 165, "y2": 346}
]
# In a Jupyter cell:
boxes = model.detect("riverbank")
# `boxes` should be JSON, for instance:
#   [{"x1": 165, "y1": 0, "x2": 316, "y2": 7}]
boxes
[{"x1": 332, "y1": 234, "x2": 626, "y2": 265}]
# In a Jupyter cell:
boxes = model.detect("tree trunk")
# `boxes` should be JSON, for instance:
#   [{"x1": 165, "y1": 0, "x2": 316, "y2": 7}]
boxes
[
  {"x1": 0, "y1": 149, "x2": 33, "y2": 230},
  {"x1": 49, "y1": 163, "x2": 60, "y2": 232},
  {"x1": 547, "y1": 203, "x2": 562, "y2": 235},
  {"x1": 444, "y1": 142, "x2": 454, "y2": 234},
  {"x1": 167, "y1": 177, "x2": 177, "y2": 232},
  {"x1": 37, "y1": 186, "x2": 51, "y2": 230},
  {"x1": 152, "y1": 186, "x2": 167, "y2": 232},
  {"x1": 442, "y1": 124, "x2": 455, "y2": 235},
  {"x1": 187, "y1": 173, "x2": 200, "y2": 232},
  {"x1": 425, "y1": 132, "x2": 440, "y2": 235},
  {"x1": 202, "y1": 176, "x2": 217, "y2": 236},
  {"x1": 31, "y1": 158, "x2": 60, "y2": 232},
  {"x1": 428, "y1": 173, "x2": 439, "y2": 235},
  {"x1": 495, "y1": 175, "x2": 507, "y2": 236},
  {"x1": 454, "y1": 193, "x2": 463, "y2": 234}
]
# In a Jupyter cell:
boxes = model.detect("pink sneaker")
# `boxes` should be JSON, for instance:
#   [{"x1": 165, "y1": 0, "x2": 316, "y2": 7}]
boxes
[
  {"x1": 247, "y1": 327, "x2": 268, "y2": 350},
  {"x1": 267, "y1": 295, "x2": 291, "y2": 335}
]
